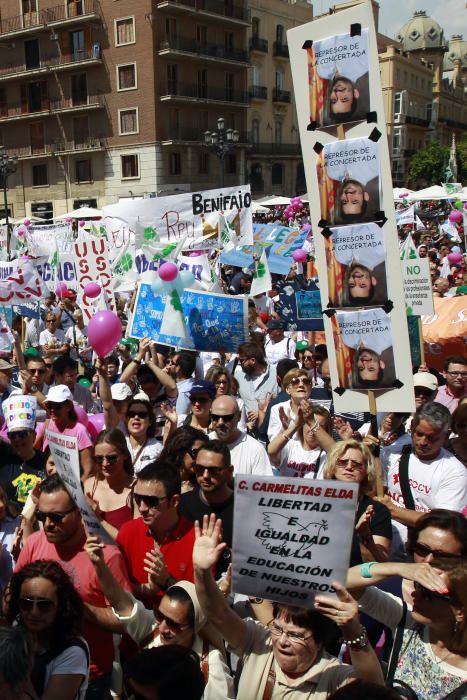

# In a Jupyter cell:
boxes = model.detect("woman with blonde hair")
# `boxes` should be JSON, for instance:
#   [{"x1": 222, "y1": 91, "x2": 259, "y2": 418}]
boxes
[{"x1": 267, "y1": 367, "x2": 313, "y2": 441}]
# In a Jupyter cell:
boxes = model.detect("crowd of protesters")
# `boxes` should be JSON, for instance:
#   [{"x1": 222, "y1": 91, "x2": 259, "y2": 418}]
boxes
[{"x1": 0, "y1": 199, "x2": 465, "y2": 700}]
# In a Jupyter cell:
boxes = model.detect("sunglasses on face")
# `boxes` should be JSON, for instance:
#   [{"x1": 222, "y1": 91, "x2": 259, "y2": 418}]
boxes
[
  {"x1": 19, "y1": 597, "x2": 56, "y2": 613},
  {"x1": 155, "y1": 609, "x2": 190, "y2": 632},
  {"x1": 190, "y1": 396, "x2": 211, "y2": 405},
  {"x1": 127, "y1": 410, "x2": 149, "y2": 419},
  {"x1": 47, "y1": 402, "x2": 66, "y2": 410},
  {"x1": 36, "y1": 508, "x2": 76, "y2": 523},
  {"x1": 289, "y1": 376, "x2": 311, "y2": 388},
  {"x1": 413, "y1": 541, "x2": 462, "y2": 560},
  {"x1": 187, "y1": 447, "x2": 200, "y2": 459},
  {"x1": 211, "y1": 413, "x2": 236, "y2": 422},
  {"x1": 414, "y1": 581, "x2": 457, "y2": 605},
  {"x1": 7, "y1": 430, "x2": 30, "y2": 440},
  {"x1": 194, "y1": 463, "x2": 228, "y2": 476},
  {"x1": 94, "y1": 453, "x2": 120, "y2": 465},
  {"x1": 133, "y1": 493, "x2": 168, "y2": 509},
  {"x1": 29, "y1": 368, "x2": 46, "y2": 374}
]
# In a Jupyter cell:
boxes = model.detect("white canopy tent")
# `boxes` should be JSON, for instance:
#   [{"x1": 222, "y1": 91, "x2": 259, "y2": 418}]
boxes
[
  {"x1": 406, "y1": 185, "x2": 467, "y2": 202},
  {"x1": 393, "y1": 187, "x2": 414, "y2": 202},
  {"x1": 251, "y1": 201, "x2": 270, "y2": 214},
  {"x1": 55, "y1": 206, "x2": 104, "y2": 219},
  {"x1": 259, "y1": 195, "x2": 291, "y2": 206}
]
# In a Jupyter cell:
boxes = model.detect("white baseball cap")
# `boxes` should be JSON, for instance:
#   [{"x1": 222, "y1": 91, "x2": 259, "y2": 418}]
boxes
[
  {"x1": 413, "y1": 372, "x2": 438, "y2": 392},
  {"x1": 45, "y1": 384, "x2": 74, "y2": 404},
  {"x1": 111, "y1": 383, "x2": 133, "y2": 401}
]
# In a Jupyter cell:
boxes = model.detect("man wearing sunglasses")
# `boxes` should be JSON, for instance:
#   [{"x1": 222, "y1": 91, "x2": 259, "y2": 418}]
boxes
[
  {"x1": 117, "y1": 462, "x2": 196, "y2": 605},
  {"x1": 180, "y1": 440, "x2": 234, "y2": 576},
  {"x1": 16, "y1": 474, "x2": 131, "y2": 699},
  {"x1": 209, "y1": 395, "x2": 272, "y2": 476}
]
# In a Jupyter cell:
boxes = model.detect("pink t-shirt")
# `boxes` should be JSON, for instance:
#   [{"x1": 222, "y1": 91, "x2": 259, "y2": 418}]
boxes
[
  {"x1": 36, "y1": 420, "x2": 93, "y2": 452},
  {"x1": 16, "y1": 531, "x2": 131, "y2": 679}
]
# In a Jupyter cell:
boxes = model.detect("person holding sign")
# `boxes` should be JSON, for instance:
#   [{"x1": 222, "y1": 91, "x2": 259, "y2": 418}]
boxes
[{"x1": 193, "y1": 514, "x2": 384, "y2": 698}]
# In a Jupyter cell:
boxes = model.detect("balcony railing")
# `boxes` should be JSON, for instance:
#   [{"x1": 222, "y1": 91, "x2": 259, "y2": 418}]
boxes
[
  {"x1": 273, "y1": 42, "x2": 289, "y2": 58},
  {"x1": 158, "y1": 127, "x2": 247, "y2": 142},
  {"x1": 405, "y1": 115, "x2": 430, "y2": 127},
  {"x1": 161, "y1": 83, "x2": 248, "y2": 104},
  {"x1": 250, "y1": 36, "x2": 268, "y2": 53},
  {"x1": 249, "y1": 143, "x2": 301, "y2": 156},
  {"x1": 6, "y1": 136, "x2": 106, "y2": 159},
  {"x1": 159, "y1": 37, "x2": 248, "y2": 63},
  {"x1": 0, "y1": 95, "x2": 104, "y2": 121},
  {"x1": 157, "y1": 0, "x2": 249, "y2": 23},
  {"x1": 0, "y1": 48, "x2": 102, "y2": 81},
  {"x1": 272, "y1": 88, "x2": 291, "y2": 103},
  {"x1": 249, "y1": 85, "x2": 267, "y2": 100},
  {"x1": 0, "y1": 0, "x2": 100, "y2": 36}
]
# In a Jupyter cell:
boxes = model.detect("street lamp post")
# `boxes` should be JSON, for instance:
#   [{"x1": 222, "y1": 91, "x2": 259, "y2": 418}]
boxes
[
  {"x1": 204, "y1": 117, "x2": 239, "y2": 188},
  {"x1": 0, "y1": 146, "x2": 18, "y2": 259}
]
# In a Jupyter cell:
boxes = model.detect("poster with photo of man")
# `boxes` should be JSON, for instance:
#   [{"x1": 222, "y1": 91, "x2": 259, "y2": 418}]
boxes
[
  {"x1": 317, "y1": 137, "x2": 381, "y2": 227},
  {"x1": 304, "y1": 28, "x2": 370, "y2": 129},
  {"x1": 332, "y1": 308, "x2": 396, "y2": 391},
  {"x1": 325, "y1": 223, "x2": 388, "y2": 308}
]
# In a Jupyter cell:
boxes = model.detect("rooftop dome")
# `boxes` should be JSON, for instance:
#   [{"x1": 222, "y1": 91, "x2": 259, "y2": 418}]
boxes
[
  {"x1": 396, "y1": 10, "x2": 446, "y2": 52},
  {"x1": 443, "y1": 34, "x2": 467, "y2": 71}
]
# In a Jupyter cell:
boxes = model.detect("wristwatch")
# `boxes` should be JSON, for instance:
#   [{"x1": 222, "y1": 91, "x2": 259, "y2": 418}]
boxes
[{"x1": 30, "y1": 383, "x2": 38, "y2": 393}]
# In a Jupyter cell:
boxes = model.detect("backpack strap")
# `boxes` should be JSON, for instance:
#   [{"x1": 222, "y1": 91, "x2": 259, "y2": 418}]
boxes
[
  {"x1": 262, "y1": 658, "x2": 276, "y2": 700},
  {"x1": 398, "y1": 445, "x2": 416, "y2": 511},
  {"x1": 386, "y1": 602, "x2": 408, "y2": 687}
]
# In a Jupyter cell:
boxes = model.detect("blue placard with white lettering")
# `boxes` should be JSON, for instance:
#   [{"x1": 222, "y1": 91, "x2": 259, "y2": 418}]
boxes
[
  {"x1": 220, "y1": 223, "x2": 310, "y2": 275},
  {"x1": 130, "y1": 284, "x2": 248, "y2": 352},
  {"x1": 275, "y1": 280, "x2": 324, "y2": 331}
]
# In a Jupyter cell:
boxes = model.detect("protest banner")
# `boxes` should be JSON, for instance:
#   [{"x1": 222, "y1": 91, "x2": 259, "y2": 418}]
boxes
[
  {"x1": 103, "y1": 186, "x2": 253, "y2": 251},
  {"x1": 130, "y1": 283, "x2": 248, "y2": 352},
  {"x1": 303, "y1": 28, "x2": 370, "y2": 131},
  {"x1": 24, "y1": 223, "x2": 73, "y2": 257},
  {"x1": 220, "y1": 223, "x2": 308, "y2": 275},
  {"x1": 395, "y1": 205, "x2": 415, "y2": 227},
  {"x1": 46, "y1": 430, "x2": 113, "y2": 543},
  {"x1": 74, "y1": 237, "x2": 116, "y2": 320},
  {"x1": 34, "y1": 254, "x2": 78, "y2": 291},
  {"x1": 232, "y1": 475, "x2": 358, "y2": 606},
  {"x1": 422, "y1": 297, "x2": 467, "y2": 370},
  {"x1": 400, "y1": 235, "x2": 434, "y2": 316},
  {"x1": 275, "y1": 280, "x2": 324, "y2": 331},
  {"x1": 289, "y1": 2, "x2": 414, "y2": 413},
  {"x1": 0, "y1": 259, "x2": 49, "y2": 305}
]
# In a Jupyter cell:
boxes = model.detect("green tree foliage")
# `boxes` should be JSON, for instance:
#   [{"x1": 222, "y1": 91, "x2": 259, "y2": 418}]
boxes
[{"x1": 407, "y1": 142, "x2": 450, "y2": 188}]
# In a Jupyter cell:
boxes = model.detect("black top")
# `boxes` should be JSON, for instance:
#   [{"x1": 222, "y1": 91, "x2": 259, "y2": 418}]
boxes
[
  {"x1": 180, "y1": 487, "x2": 234, "y2": 576},
  {"x1": 349, "y1": 494, "x2": 392, "y2": 566},
  {"x1": 0, "y1": 443, "x2": 46, "y2": 510}
]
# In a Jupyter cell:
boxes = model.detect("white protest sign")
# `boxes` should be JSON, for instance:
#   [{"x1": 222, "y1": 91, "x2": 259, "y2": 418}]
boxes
[
  {"x1": 400, "y1": 234, "x2": 434, "y2": 316},
  {"x1": 74, "y1": 237, "x2": 116, "y2": 320},
  {"x1": 0, "y1": 259, "x2": 49, "y2": 305},
  {"x1": 232, "y1": 475, "x2": 358, "y2": 607},
  {"x1": 395, "y1": 205, "x2": 415, "y2": 227},
  {"x1": 46, "y1": 430, "x2": 114, "y2": 544},
  {"x1": 25, "y1": 223, "x2": 73, "y2": 257}
]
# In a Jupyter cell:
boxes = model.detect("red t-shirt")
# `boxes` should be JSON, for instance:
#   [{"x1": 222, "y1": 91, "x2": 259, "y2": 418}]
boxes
[
  {"x1": 16, "y1": 531, "x2": 131, "y2": 679},
  {"x1": 117, "y1": 515, "x2": 196, "y2": 595}
]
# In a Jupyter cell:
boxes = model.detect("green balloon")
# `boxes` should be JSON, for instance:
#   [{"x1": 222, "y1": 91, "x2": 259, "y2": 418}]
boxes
[{"x1": 455, "y1": 200, "x2": 463, "y2": 210}]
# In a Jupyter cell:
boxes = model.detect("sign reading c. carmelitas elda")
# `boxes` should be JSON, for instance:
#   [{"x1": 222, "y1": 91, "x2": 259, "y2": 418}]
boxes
[{"x1": 232, "y1": 476, "x2": 358, "y2": 607}]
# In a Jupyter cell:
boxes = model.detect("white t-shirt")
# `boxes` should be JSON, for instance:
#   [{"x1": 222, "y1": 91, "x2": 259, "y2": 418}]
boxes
[
  {"x1": 126, "y1": 436, "x2": 163, "y2": 474},
  {"x1": 43, "y1": 641, "x2": 89, "y2": 700},
  {"x1": 212, "y1": 431, "x2": 273, "y2": 476},
  {"x1": 39, "y1": 328, "x2": 67, "y2": 349},
  {"x1": 264, "y1": 336, "x2": 296, "y2": 367},
  {"x1": 268, "y1": 400, "x2": 299, "y2": 442},
  {"x1": 383, "y1": 447, "x2": 467, "y2": 560},
  {"x1": 273, "y1": 441, "x2": 327, "y2": 479}
]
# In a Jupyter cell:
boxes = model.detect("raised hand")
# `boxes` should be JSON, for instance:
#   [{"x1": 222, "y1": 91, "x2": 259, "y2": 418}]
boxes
[
  {"x1": 314, "y1": 580, "x2": 359, "y2": 630},
  {"x1": 85, "y1": 534, "x2": 105, "y2": 565},
  {"x1": 193, "y1": 514, "x2": 227, "y2": 571},
  {"x1": 143, "y1": 545, "x2": 170, "y2": 589},
  {"x1": 355, "y1": 504, "x2": 373, "y2": 537}
]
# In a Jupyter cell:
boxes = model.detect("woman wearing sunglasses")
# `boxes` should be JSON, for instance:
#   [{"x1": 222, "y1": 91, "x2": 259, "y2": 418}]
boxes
[
  {"x1": 346, "y1": 510, "x2": 467, "y2": 698},
  {"x1": 124, "y1": 396, "x2": 162, "y2": 474},
  {"x1": 156, "y1": 427, "x2": 208, "y2": 493},
  {"x1": 267, "y1": 368, "x2": 314, "y2": 442},
  {"x1": 4, "y1": 559, "x2": 89, "y2": 700},
  {"x1": 85, "y1": 534, "x2": 235, "y2": 700},
  {"x1": 83, "y1": 429, "x2": 135, "y2": 538}
]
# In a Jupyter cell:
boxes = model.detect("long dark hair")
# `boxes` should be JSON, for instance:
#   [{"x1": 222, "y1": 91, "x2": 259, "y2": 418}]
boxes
[
  {"x1": 157, "y1": 426, "x2": 208, "y2": 471},
  {"x1": 5, "y1": 560, "x2": 83, "y2": 648},
  {"x1": 126, "y1": 398, "x2": 156, "y2": 438}
]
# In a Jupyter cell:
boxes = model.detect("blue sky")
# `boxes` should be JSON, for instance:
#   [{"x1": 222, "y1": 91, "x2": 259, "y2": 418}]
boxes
[{"x1": 312, "y1": 0, "x2": 466, "y2": 41}]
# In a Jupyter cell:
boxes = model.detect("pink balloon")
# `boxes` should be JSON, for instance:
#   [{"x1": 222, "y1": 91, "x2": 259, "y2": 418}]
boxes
[
  {"x1": 65, "y1": 216, "x2": 73, "y2": 223},
  {"x1": 83, "y1": 282, "x2": 101, "y2": 299},
  {"x1": 23, "y1": 218, "x2": 31, "y2": 227},
  {"x1": 16, "y1": 225, "x2": 27, "y2": 237},
  {"x1": 159, "y1": 262, "x2": 178, "y2": 282},
  {"x1": 87, "y1": 412, "x2": 105, "y2": 439},
  {"x1": 187, "y1": 250, "x2": 203, "y2": 257},
  {"x1": 87, "y1": 310, "x2": 122, "y2": 358},
  {"x1": 448, "y1": 252, "x2": 463, "y2": 264},
  {"x1": 56, "y1": 282, "x2": 68, "y2": 298},
  {"x1": 448, "y1": 210, "x2": 463, "y2": 224},
  {"x1": 73, "y1": 403, "x2": 89, "y2": 428},
  {"x1": 79, "y1": 220, "x2": 86, "y2": 227},
  {"x1": 400, "y1": 192, "x2": 409, "y2": 199},
  {"x1": 292, "y1": 249, "x2": 308, "y2": 263}
]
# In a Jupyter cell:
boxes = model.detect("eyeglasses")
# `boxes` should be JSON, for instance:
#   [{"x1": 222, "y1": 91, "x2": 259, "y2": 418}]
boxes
[
  {"x1": 194, "y1": 463, "x2": 228, "y2": 476},
  {"x1": 46, "y1": 401, "x2": 67, "y2": 410},
  {"x1": 133, "y1": 493, "x2": 168, "y2": 509},
  {"x1": 7, "y1": 429, "x2": 31, "y2": 440},
  {"x1": 94, "y1": 453, "x2": 120, "y2": 465},
  {"x1": 302, "y1": 355, "x2": 314, "y2": 361},
  {"x1": 190, "y1": 396, "x2": 211, "y2": 405},
  {"x1": 414, "y1": 388, "x2": 434, "y2": 396},
  {"x1": 127, "y1": 410, "x2": 149, "y2": 419},
  {"x1": 187, "y1": 447, "x2": 200, "y2": 459},
  {"x1": 211, "y1": 413, "x2": 236, "y2": 422},
  {"x1": 237, "y1": 356, "x2": 252, "y2": 364},
  {"x1": 289, "y1": 376, "x2": 311, "y2": 388},
  {"x1": 29, "y1": 368, "x2": 46, "y2": 375},
  {"x1": 155, "y1": 609, "x2": 191, "y2": 632},
  {"x1": 446, "y1": 371, "x2": 467, "y2": 378},
  {"x1": 413, "y1": 542, "x2": 463, "y2": 560},
  {"x1": 36, "y1": 508, "x2": 76, "y2": 523},
  {"x1": 414, "y1": 582, "x2": 457, "y2": 605},
  {"x1": 268, "y1": 621, "x2": 313, "y2": 644},
  {"x1": 19, "y1": 597, "x2": 56, "y2": 613},
  {"x1": 46, "y1": 319, "x2": 56, "y2": 324},
  {"x1": 335, "y1": 458, "x2": 365, "y2": 471}
]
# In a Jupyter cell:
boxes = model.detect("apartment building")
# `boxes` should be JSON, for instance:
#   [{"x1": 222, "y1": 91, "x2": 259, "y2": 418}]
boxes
[{"x1": 0, "y1": 0, "x2": 250, "y2": 219}]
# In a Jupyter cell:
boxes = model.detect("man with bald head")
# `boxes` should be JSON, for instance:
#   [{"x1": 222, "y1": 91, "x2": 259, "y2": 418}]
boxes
[{"x1": 210, "y1": 395, "x2": 272, "y2": 476}]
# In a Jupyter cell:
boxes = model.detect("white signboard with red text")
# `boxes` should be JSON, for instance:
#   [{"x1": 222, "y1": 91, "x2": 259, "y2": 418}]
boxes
[{"x1": 74, "y1": 237, "x2": 116, "y2": 320}]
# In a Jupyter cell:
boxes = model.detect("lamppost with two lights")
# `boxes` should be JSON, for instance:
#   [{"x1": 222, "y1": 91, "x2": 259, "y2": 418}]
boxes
[{"x1": 203, "y1": 117, "x2": 239, "y2": 188}]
